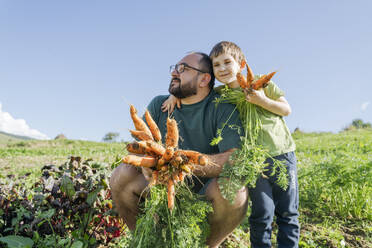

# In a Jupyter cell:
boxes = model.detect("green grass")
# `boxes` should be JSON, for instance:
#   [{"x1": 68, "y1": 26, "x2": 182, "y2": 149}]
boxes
[
  {"x1": 1, "y1": 130, "x2": 371, "y2": 247},
  {"x1": 0, "y1": 139, "x2": 126, "y2": 183}
]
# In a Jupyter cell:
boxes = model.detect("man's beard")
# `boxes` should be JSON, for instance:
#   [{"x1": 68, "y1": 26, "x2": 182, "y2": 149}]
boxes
[{"x1": 168, "y1": 77, "x2": 197, "y2": 99}]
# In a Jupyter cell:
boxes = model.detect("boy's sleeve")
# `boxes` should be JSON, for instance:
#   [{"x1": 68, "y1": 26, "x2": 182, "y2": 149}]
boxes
[
  {"x1": 264, "y1": 81, "x2": 285, "y2": 100},
  {"x1": 216, "y1": 104, "x2": 244, "y2": 152}
]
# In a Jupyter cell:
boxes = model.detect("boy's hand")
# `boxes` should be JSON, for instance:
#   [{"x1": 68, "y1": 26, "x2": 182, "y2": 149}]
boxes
[
  {"x1": 244, "y1": 88, "x2": 267, "y2": 106},
  {"x1": 161, "y1": 95, "x2": 181, "y2": 113}
]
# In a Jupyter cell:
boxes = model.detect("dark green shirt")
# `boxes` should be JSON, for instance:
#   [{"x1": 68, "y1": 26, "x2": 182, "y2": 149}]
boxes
[{"x1": 146, "y1": 90, "x2": 243, "y2": 155}]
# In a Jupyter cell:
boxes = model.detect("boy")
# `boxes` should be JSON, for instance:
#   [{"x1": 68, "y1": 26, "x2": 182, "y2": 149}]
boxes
[{"x1": 162, "y1": 41, "x2": 299, "y2": 248}]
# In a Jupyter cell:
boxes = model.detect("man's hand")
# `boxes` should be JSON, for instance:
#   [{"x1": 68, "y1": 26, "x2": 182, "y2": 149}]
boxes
[
  {"x1": 193, "y1": 149, "x2": 236, "y2": 178},
  {"x1": 142, "y1": 167, "x2": 153, "y2": 182}
]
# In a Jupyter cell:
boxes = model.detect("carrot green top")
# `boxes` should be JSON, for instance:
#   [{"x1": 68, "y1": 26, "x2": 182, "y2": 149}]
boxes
[{"x1": 215, "y1": 81, "x2": 296, "y2": 156}]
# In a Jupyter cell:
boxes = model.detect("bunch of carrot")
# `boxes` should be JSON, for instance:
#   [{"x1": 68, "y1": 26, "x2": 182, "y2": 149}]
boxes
[
  {"x1": 123, "y1": 105, "x2": 210, "y2": 210},
  {"x1": 214, "y1": 61, "x2": 288, "y2": 203},
  {"x1": 236, "y1": 62, "x2": 276, "y2": 91}
]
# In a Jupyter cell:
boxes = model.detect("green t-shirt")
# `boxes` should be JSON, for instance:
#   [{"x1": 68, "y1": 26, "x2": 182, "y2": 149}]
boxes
[
  {"x1": 146, "y1": 90, "x2": 243, "y2": 191},
  {"x1": 146, "y1": 90, "x2": 243, "y2": 155},
  {"x1": 215, "y1": 81, "x2": 296, "y2": 156},
  {"x1": 256, "y1": 81, "x2": 296, "y2": 156}
]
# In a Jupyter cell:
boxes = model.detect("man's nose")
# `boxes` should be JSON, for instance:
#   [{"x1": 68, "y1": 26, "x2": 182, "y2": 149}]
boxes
[{"x1": 171, "y1": 68, "x2": 179, "y2": 76}]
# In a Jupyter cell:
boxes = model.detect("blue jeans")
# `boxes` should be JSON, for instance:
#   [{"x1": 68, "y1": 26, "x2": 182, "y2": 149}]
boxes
[{"x1": 249, "y1": 151, "x2": 300, "y2": 248}]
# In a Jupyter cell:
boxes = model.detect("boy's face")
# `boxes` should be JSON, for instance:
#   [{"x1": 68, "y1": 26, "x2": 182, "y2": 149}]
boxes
[{"x1": 212, "y1": 53, "x2": 241, "y2": 84}]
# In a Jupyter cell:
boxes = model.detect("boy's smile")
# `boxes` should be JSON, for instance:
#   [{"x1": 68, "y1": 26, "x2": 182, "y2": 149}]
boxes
[{"x1": 212, "y1": 53, "x2": 241, "y2": 86}]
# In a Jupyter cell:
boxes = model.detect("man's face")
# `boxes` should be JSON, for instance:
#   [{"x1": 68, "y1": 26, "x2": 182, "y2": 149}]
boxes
[
  {"x1": 169, "y1": 54, "x2": 202, "y2": 99},
  {"x1": 212, "y1": 53, "x2": 240, "y2": 84}
]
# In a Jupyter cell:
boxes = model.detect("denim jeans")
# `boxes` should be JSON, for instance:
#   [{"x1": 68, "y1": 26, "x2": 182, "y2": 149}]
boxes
[{"x1": 248, "y1": 151, "x2": 300, "y2": 248}]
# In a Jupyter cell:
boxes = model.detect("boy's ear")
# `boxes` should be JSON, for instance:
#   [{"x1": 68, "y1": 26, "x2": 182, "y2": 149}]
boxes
[
  {"x1": 240, "y1": 60, "x2": 246, "y2": 71},
  {"x1": 199, "y1": 73, "x2": 211, "y2": 87}
]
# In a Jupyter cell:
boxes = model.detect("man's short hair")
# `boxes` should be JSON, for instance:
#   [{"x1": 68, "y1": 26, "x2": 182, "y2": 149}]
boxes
[
  {"x1": 193, "y1": 52, "x2": 215, "y2": 90},
  {"x1": 209, "y1": 41, "x2": 246, "y2": 65}
]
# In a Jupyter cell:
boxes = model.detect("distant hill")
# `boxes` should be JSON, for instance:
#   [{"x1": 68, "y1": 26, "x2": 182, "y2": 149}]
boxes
[{"x1": 0, "y1": 131, "x2": 34, "y2": 143}]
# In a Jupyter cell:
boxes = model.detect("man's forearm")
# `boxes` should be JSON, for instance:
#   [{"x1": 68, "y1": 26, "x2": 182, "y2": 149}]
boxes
[{"x1": 193, "y1": 149, "x2": 235, "y2": 178}]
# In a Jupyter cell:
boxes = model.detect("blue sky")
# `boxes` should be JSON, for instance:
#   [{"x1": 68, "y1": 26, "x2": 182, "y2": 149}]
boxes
[{"x1": 1, "y1": 0, "x2": 371, "y2": 141}]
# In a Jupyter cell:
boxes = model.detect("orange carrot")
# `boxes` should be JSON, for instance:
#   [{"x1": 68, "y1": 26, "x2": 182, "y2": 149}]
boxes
[
  {"x1": 157, "y1": 157, "x2": 166, "y2": 167},
  {"x1": 172, "y1": 173, "x2": 179, "y2": 183},
  {"x1": 122, "y1": 155, "x2": 157, "y2": 167},
  {"x1": 167, "y1": 179, "x2": 175, "y2": 210},
  {"x1": 145, "y1": 110, "x2": 162, "y2": 142},
  {"x1": 146, "y1": 140, "x2": 166, "y2": 156},
  {"x1": 129, "y1": 130, "x2": 153, "y2": 141},
  {"x1": 165, "y1": 118, "x2": 179, "y2": 148},
  {"x1": 172, "y1": 155, "x2": 183, "y2": 166},
  {"x1": 149, "y1": 170, "x2": 158, "y2": 187},
  {"x1": 129, "y1": 105, "x2": 153, "y2": 139},
  {"x1": 162, "y1": 147, "x2": 174, "y2": 161},
  {"x1": 133, "y1": 141, "x2": 158, "y2": 155},
  {"x1": 252, "y1": 71, "x2": 276, "y2": 90},
  {"x1": 178, "y1": 171, "x2": 185, "y2": 181},
  {"x1": 180, "y1": 164, "x2": 191, "y2": 173},
  {"x1": 246, "y1": 64, "x2": 255, "y2": 86},
  {"x1": 126, "y1": 142, "x2": 147, "y2": 155},
  {"x1": 236, "y1": 72, "x2": 247, "y2": 89},
  {"x1": 178, "y1": 150, "x2": 209, "y2": 166}
]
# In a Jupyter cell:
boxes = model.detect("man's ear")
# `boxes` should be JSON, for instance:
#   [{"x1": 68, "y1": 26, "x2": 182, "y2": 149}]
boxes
[{"x1": 199, "y1": 73, "x2": 211, "y2": 87}]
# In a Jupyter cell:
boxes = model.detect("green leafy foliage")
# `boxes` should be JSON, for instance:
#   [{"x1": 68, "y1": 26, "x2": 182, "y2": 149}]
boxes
[
  {"x1": 0, "y1": 236, "x2": 33, "y2": 248},
  {"x1": 131, "y1": 183, "x2": 212, "y2": 248},
  {"x1": 0, "y1": 156, "x2": 123, "y2": 247},
  {"x1": 213, "y1": 86, "x2": 288, "y2": 202},
  {"x1": 1, "y1": 131, "x2": 371, "y2": 247}
]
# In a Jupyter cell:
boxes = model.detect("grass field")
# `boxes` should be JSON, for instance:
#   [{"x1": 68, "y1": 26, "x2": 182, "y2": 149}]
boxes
[{"x1": 0, "y1": 129, "x2": 371, "y2": 247}]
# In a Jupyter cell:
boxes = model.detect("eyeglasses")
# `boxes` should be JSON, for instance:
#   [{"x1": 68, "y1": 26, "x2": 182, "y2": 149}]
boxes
[{"x1": 169, "y1": 63, "x2": 208, "y2": 74}]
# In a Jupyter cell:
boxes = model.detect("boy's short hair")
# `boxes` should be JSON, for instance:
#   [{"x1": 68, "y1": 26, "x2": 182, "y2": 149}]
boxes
[{"x1": 209, "y1": 41, "x2": 246, "y2": 64}]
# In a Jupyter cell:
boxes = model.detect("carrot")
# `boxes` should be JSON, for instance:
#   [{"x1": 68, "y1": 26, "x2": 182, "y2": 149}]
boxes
[
  {"x1": 167, "y1": 179, "x2": 175, "y2": 210},
  {"x1": 145, "y1": 110, "x2": 162, "y2": 142},
  {"x1": 178, "y1": 171, "x2": 185, "y2": 181},
  {"x1": 149, "y1": 170, "x2": 158, "y2": 187},
  {"x1": 236, "y1": 72, "x2": 247, "y2": 89},
  {"x1": 172, "y1": 155, "x2": 183, "y2": 166},
  {"x1": 246, "y1": 64, "x2": 255, "y2": 86},
  {"x1": 126, "y1": 142, "x2": 147, "y2": 154},
  {"x1": 252, "y1": 71, "x2": 276, "y2": 90},
  {"x1": 157, "y1": 157, "x2": 166, "y2": 167},
  {"x1": 172, "y1": 172, "x2": 180, "y2": 182},
  {"x1": 131, "y1": 141, "x2": 157, "y2": 155},
  {"x1": 177, "y1": 150, "x2": 209, "y2": 166},
  {"x1": 146, "y1": 140, "x2": 166, "y2": 156},
  {"x1": 162, "y1": 147, "x2": 174, "y2": 161},
  {"x1": 165, "y1": 118, "x2": 179, "y2": 148},
  {"x1": 129, "y1": 105, "x2": 153, "y2": 139},
  {"x1": 122, "y1": 155, "x2": 157, "y2": 167},
  {"x1": 129, "y1": 130, "x2": 153, "y2": 141},
  {"x1": 180, "y1": 164, "x2": 191, "y2": 174}
]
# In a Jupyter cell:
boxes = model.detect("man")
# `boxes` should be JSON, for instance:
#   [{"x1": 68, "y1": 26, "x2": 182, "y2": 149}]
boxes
[{"x1": 110, "y1": 52, "x2": 248, "y2": 247}]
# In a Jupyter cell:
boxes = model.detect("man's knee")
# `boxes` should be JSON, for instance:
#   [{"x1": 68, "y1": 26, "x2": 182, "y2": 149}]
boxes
[
  {"x1": 110, "y1": 164, "x2": 139, "y2": 190},
  {"x1": 206, "y1": 179, "x2": 248, "y2": 217}
]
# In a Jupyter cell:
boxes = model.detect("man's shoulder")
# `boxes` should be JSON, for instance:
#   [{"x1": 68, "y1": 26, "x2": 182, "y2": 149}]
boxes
[
  {"x1": 206, "y1": 91, "x2": 236, "y2": 112},
  {"x1": 149, "y1": 95, "x2": 169, "y2": 106}
]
